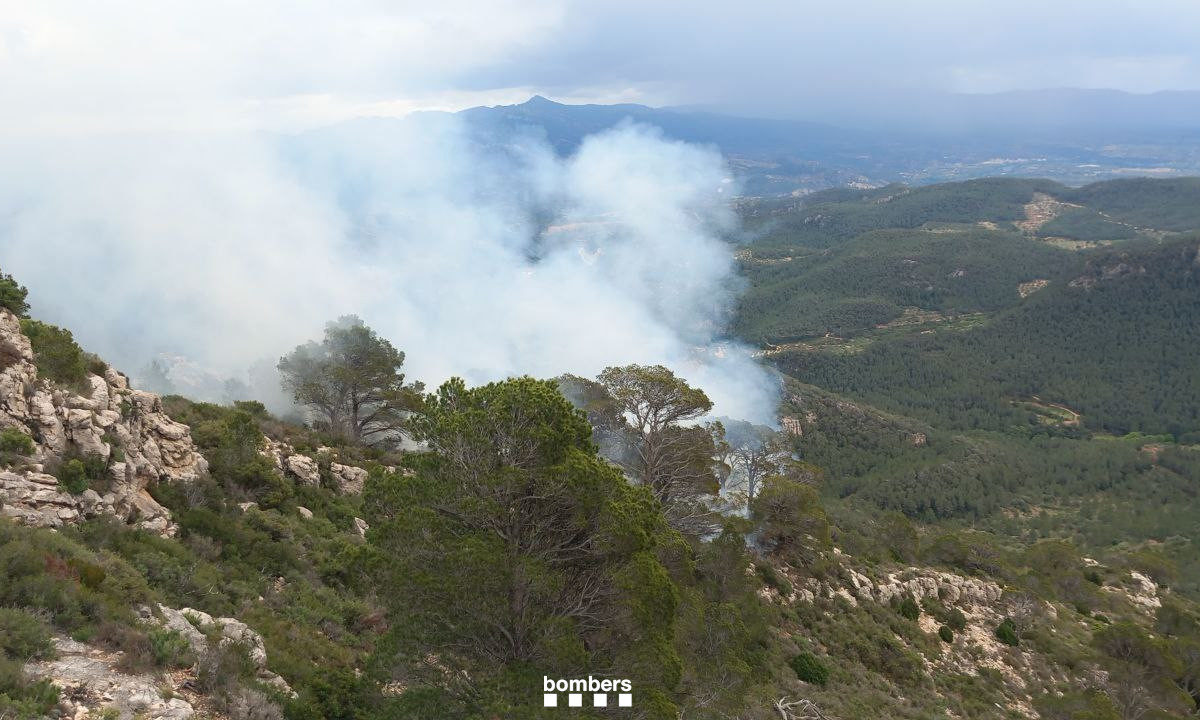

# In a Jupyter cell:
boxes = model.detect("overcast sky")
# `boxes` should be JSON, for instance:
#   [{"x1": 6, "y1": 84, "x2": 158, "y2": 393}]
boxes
[
  {"x1": 2, "y1": 1, "x2": 1199, "y2": 417},
  {"x1": 3, "y1": 0, "x2": 1200, "y2": 134}
]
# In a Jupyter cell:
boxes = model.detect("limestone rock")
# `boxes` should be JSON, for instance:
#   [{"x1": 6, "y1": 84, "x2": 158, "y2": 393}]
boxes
[
  {"x1": 261, "y1": 436, "x2": 370, "y2": 495},
  {"x1": 27, "y1": 636, "x2": 198, "y2": 720},
  {"x1": 149, "y1": 605, "x2": 293, "y2": 697},
  {"x1": 0, "y1": 308, "x2": 207, "y2": 537},
  {"x1": 330, "y1": 462, "x2": 368, "y2": 494},
  {"x1": 284, "y1": 453, "x2": 320, "y2": 486}
]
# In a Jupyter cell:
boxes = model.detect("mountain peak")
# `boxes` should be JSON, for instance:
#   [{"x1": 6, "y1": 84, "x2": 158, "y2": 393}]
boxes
[{"x1": 522, "y1": 94, "x2": 560, "y2": 107}]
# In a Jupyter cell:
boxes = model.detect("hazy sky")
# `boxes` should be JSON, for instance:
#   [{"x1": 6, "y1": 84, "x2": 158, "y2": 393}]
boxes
[
  {"x1": 4, "y1": 0, "x2": 1200, "y2": 134},
  {"x1": 1, "y1": 1, "x2": 1197, "y2": 422}
]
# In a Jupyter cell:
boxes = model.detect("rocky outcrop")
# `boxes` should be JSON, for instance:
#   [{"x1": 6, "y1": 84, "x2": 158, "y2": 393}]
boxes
[
  {"x1": 284, "y1": 453, "x2": 320, "y2": 486},
  {"x1": 1103, "y1": 569, "x2": 1162, "y2": 612},
  {"x1": 777, "y1": 563, "x2": 1004, "y2": 609},
  {"x1": 330, "y1": 461, "x2": 368, "y2": 494},
  {"x1": 25, "y1": 601, "x2": 294, "y2": 720},
  {"x1": 0, "y1": 309, "x2": 208, "y2": 535},
  {"x1": 149, "y1": 604, "x2": 294, "y2": 697},
  {"x1": 260, "y1": 437, "x2": 369, "y2": 494},
  {"x1": 27, "y1": 636, "x2": 201, "y2": 720}
]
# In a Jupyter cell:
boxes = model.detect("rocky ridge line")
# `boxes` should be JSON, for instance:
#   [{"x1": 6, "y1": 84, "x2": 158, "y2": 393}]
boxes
[{"x1": 0, "y1": 308, "x2": 208, "y2": 535}]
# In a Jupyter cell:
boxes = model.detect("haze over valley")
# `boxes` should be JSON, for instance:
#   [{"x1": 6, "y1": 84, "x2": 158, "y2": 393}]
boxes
[{"x1": 2, "y1": 4, "x2": 1200, "y2": 720}]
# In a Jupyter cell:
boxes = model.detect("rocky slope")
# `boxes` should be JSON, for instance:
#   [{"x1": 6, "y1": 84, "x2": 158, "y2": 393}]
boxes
[
  {"x1": 0, "y1": 308, "x2": 208, "y2": 535},
  {"x1": 259, "y1": 436, "x2": 369, "y2": 494},
  {"x1": 26, "y1": 604, "x2": 292, "y2": 720}
]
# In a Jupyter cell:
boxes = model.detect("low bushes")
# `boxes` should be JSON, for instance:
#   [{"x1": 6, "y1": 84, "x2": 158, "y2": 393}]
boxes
[
  {"x1": 0, "y1": 271, "x2": 28, "y2": 316},
  {"x1": 788, "y1": 651, "x2": 830, "y2": 685},
  {"x1": 0, "y1": 608, "x2": 53, "y2": 661},
  {"x1": 0, "y1": 428, "x2": 35, "y2": 468},
  {"x1": 50, "y1": 452, "x2": 110, "y2": 495},
  {"x1": 0, "y1": 657, "x2": 59, "y2": 719},
  {"x1": 896, "y1": 594, "x2": 921, "y2": 621},
  {"x1": 995, "y1": 618, "x2": 1019, "y2": 646},
  {"x1": 754, "y1": 561, "x2": 793, "y2": 597},
  {"x1": 19, "y1": 319, "x2": 89, "y2": 389},
  {"x1": 0, "y1": 518, "x2": 151, "y2": 640}
]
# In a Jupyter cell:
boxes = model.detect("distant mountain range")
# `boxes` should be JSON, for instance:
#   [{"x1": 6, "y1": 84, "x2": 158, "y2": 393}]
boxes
[{"x1": 306, "y1": 91, "x2": 1200, "y2": 196}]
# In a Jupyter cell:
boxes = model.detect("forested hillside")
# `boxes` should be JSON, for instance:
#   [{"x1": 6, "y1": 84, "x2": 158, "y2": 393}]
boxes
[
  {"x1": 737, "y1": 177, "x2": 1200, "y2": 436},
  {"x1": 3, "y1": 176, "x2": 1200, "y2": 720},
  {"x1": 735, "y1": 176, "x2": 1200, "y2": 632}
]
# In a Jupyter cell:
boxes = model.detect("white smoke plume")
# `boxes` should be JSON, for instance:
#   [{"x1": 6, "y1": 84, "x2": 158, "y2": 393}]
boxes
[
  {"x1": 0, "y1": 4, "x2": 779, "y2": 423},
  {"x1": 0, "y1": 117, "x2": 778, "y2": 422}
]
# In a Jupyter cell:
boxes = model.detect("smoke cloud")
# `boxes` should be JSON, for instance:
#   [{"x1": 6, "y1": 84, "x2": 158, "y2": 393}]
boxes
[{"x1": 0, "y1": 115, "x2": 779, "y2": 423}]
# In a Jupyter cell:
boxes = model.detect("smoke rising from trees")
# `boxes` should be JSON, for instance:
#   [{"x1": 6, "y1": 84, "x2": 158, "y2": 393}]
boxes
[{"x1": 0, "y1": 116, "x2": 779, "y2": 422}]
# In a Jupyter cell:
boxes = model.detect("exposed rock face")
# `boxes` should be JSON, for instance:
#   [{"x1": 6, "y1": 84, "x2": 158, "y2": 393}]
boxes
[
  {"x1": 781, "y1": 565, "x2": 1004, "y2": 608},
  {"x1": 260, "y1": 436, "x2": 369, "y2": 494},
  {"x1": 149, "y1": 604, "x2": 294, "y2": 697},
  {"x1": 26, "y1": 602, "x2": 294, "y2": 720},
  {"x1": 1017, "y1": 278, "x2": 1049, "y2": 298},
  {"x1": 1104, "y1": 569, "x2": 1162, "y2": 612},
  {"x1": 330, "y1": 462, "x2": 368, "y2": 494},
  {"x1": 284, "y1": 453, "x2": 320, "y2": 486},
  {"x1": 0, "y1": 309, "x2": 208, "y2": 535},
  {"x1": 27, "y1": 636, "x2": 200, "y2": 720},
  {"x1": 780, "y1": 416, "x2": 803, "y2": 437}
]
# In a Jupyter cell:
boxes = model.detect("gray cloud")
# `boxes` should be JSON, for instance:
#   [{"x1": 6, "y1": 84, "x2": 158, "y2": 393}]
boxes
[{"x1": 5, "y1": 1, "x2": 1200, "y2": 133}]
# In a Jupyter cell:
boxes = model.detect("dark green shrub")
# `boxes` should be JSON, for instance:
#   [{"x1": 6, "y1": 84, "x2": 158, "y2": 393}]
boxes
[
  {"x1": 229, "y1": 455, "x2": 291, "y2": 508},
  {"x1": 51, "y1": 452, "x2": 111, "y2": 495},
  {"x1": 896, "y1": 594, "x2": 920, "y2": 621},
  {"x1": 788, "y1": 651, "x2": 830, "y2": 685},
  {"x1": 0, "y1": 608, "x2": 53, "y2": 660},
  {"x1": 754, "y1": 561, "x2": 793, "y2": 597},
  {"x1": 0, "y1": 428, "x2": 35, "y2": 468},
  {"x1": 0, "y1": 428, "x2": 34, "y2": 457},
  {"x1": 995, "y1": 618, "x2": 1019, "y2": 646},
  {"x1": 69, "y1": 558, "x2": 107, "y2": 589},
  {"x1": 19, "y1": 319, "x2": 92, "y2": 389},
  {"x1": 195, "y1": 410, "x2": 292, "y2": 508},
  {"x1": 751, "y1": 476, "x2": 830, "y2": 566},
  {"x1": 0, "y1": 657, "x2": 59, "y2": 718},
  {"x1": 0, "y1": 517, "x2": 150, "y2": 637},
  {"x1": 925, "y1": 599, "x2": 968, "y2": 632},
  {"x1": 1034, "y1": 688, "x2": 1121, "y2": 720},
  {"x1": 148, "y1": 628, "x2": 194, "y2": 668},
  {"x1": 1092, "y1": 622, "x2": 1170, "y2": 672},
  {"x1": 0, "y1": 271, "x2": 28, "y2": 316},
  {"x1": 85, "y1": 354, "x2": 108, "y2": 376},
  {"x1": 56, "y1": 459, "x2": 89, "y2": 494},
  {"x1": 233, "y1": 401, "x2": 269, "y2": 418},
  {"x1": 938, "y1": 625, "x2": 954, "y2": 643}
]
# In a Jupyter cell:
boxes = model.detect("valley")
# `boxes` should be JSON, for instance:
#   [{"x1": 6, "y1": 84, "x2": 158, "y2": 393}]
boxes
[{"x1": 2, "y1": 175, "x2": 1200, "y2": 720}]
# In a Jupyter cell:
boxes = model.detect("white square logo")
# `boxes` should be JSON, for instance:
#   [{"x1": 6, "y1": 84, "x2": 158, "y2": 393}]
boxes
[
  {"x1": 543, "y1": 693, "x2": 557, "y2": 707},
  {"x1": 593, "y1": 693, "x2": 607, "y2": 707},
  {"x1": 568, "y1": 693, "x2": 582, "y2": 707},
  {"x1": 618, "y1": 693, "x2": 633, "y2": 707}
]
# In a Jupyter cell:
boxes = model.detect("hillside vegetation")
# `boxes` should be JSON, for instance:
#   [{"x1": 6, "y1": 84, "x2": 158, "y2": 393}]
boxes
[
  {"x1": 736, "y1": 176, "x2": 1200, "y2": 639},
  {"x1": 4, "y1": 176, "x2": 1200, "y2": 720}
]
